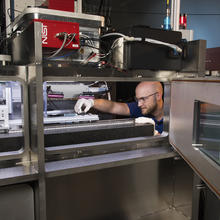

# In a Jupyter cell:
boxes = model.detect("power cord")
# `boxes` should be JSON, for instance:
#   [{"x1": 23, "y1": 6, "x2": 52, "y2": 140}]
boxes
[
  {"x1": 46, "y1": 32, "x2": 68, "y2": 59},
  {"x1": 101, "y1": 32, "x2": 182, "y2": 53}
]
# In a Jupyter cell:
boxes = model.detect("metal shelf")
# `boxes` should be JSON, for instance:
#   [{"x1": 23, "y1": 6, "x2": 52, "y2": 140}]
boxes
[
  {"x1": 0, "y1": 164, "x2": 38, "y2": 187},
  {"x1": 45, "y1": 145, "x2": 176, "y2": 178}
]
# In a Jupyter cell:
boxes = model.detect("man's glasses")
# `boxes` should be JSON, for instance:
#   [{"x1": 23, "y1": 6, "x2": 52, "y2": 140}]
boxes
[{"x1": 135, "y1": 92, "x2": 158, "y2": 103}]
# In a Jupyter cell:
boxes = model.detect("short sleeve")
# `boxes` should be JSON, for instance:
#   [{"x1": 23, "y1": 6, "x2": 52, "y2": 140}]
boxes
[{"x1": 127, "y1": 102, "x2": 142, "y2": 118}]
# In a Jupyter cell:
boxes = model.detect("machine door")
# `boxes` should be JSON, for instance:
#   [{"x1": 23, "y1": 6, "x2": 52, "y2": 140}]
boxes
[{"x1": 169, "y1": 79, "x2": 220, "y2": 197}]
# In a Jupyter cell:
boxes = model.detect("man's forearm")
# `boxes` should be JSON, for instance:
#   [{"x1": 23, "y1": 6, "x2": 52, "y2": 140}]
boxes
[{"x1": 93, "y1": 99, "x2": 130, "y2": 116}]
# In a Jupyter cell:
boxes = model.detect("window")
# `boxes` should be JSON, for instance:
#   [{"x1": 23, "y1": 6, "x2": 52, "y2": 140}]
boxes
[
  {"x1": 194, "y1": 101, "x2": 220, "y2": 166},
  {"x1": 0, "y1": 81, "x2": 24, "y2": 153}
]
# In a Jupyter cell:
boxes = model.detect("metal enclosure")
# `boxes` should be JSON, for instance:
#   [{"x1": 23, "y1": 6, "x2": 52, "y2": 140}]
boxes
[
  {"x1": 0, "y1": 67, "x2": 194, "y2": 220},
  {"x1": 11, "y1": 7, "x2": 104, "y2": 65},
  {"x1": 169, "y1": 79, "x2": 220, "y2": 198},
  {"x1": 0, "y1": 184, "x2": 35, "y2": 220},
  {"x1": 0, "y1": 4, "x2": 207, "y2": 220},
  {"x1": 46, "y1": 158, "x2": 193, "y2": 220},
  {"x1": 0, "y1": 66, "x2": 31, "y2": 162}
]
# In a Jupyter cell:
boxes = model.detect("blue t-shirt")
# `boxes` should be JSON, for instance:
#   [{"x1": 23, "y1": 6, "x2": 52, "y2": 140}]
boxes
[{"x1": 127, "y1": 102, "x2": 163, "y2": 133}]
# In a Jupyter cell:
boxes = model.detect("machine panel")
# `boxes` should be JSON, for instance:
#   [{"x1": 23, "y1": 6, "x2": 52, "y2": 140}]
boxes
[
  {"x1": 34, "y1": 19, "x2": 80, "y2": 49},
  {"x1": 169, "y1": 79, "x2": 220, "y2": 198},
  {"x1": 0, "y1": 81, "x2": 24, "y2": 154}
]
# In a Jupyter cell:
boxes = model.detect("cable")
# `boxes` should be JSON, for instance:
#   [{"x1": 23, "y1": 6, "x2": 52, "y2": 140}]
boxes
[
  {"x1": 7, "y1": 8, "x2": 22, "y2": 21},
  {"x1": 104, "y1": 81, "x2": 111, "y2": 100},
  {"x1": 47, "y1": 33, "x2": 98, "y2": 61},
  {"x1": 111, "y1": 37, "x2": 123, "y2": 49},
  {"x1": 0, "y1": 37, "x2": 8, "y2": 47},
  {"x1": 80, "y1": 33, "x2": 113, "y2": 59},
  {"x1": 101, "y1": 32, "x2": 126, "y2": 38},
  {"x1": 48, "y1": 99, "x2": 59, "y2": 110},
  {"x1": 98, "y1": 0, "x2": 105, "y2": 15},
  {"x1": 44, "y1": 33, "x2": 74, "y2": 56},
  {"x1": 80, "y1": 52, "x2": 97, "y2": 65},
  {"x1": 44, "y1": 51, "x2": 76, "y2": 60},
  {"x1": 0, "y1": 22, "x2": 13, "y2": 46},
  {"x1": 80, "y1": 34, "x2": 96, "y2": 56},
  {"x1": 80, "y1": 33, "x2": 102, "y2": 63},
  {"x1": 81, "y1": 44, "x2": 101, "y2": 51},
  {"x1": 80, "y1": 33, "x2": 96, "y2": 48},
  {"x1": 101, "y1": 32, "x2": 182, "y2": 53},
  {"x1": 47, "y1": 32, "x2": 68, "y2": 59},
  {"x1": 87, "y1": 81, "x2": 99, "y2": 87},
  {"x1": 64, "y1": 33, "x2": 76, "y2": 47},
  {"x1": 144, "y1": 38, "x2": 182, "y2": 53},
  {"x1": 98, "y1": 38, "x2": 122, "y2": 59}
]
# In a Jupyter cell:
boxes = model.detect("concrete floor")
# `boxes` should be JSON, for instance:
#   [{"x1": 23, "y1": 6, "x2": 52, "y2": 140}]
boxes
[{"x1": 140, "y1": 206, "x2": 191, "y2": 220}]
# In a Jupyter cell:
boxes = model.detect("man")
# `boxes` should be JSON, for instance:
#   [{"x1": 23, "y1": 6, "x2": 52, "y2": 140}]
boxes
[{"x1": 74, "y1": 81, "x2": 164, "y2": 133}]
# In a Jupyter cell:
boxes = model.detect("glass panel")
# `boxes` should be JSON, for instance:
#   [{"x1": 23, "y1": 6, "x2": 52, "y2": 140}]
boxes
[
  {"x1": 196, "y1": 101, "x2": 220, "y2": 165},
  {"x1": 0, "y1": 81, "x2": 24, "y2": 153}
]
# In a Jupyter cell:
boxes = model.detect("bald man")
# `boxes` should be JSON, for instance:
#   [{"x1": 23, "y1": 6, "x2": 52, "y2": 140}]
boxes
[{"x1": 74, "y1": 81, "x2": 164, "y2": 133}]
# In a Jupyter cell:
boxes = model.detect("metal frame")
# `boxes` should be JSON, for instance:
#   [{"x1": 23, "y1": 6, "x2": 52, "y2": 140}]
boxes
[
  {"x1": 0, "y1": 5, "x2": 201, "y2": 220},
  {"x1": 4, "y1": 0, "x2": 11, "y2": 35},
  {"x1": 169, "y1": 78, "x2": 220, "y2": 198},
  {"x1": 27, "y1": 64, "x2": 46, "y2": 220},
  {"x1": 75, "y1": 0, "x2": 82, "y2": 13},
  {"x1": 28, "y1": 21, "x2": 176, "y2": 219},
  {"x1": 0, "y1": 19, "x2": 177, "y2": 220},
  {"x1": 0, "y1": 66, "x2": 30, "y2": 162},
  {"x1": 171, "y1": 0, "x2": 180, "y2": 31}
]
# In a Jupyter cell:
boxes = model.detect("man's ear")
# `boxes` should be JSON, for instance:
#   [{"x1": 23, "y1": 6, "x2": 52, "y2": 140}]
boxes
[{"x1": 156, "y1": 92, "x2": 162, "y2": 101}]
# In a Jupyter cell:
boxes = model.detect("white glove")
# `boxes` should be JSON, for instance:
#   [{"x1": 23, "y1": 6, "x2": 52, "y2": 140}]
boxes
[
  {"x1": 74, "y1": 98, "x2": 94, "y2": 114},
  {"x1": 135, "y1": 117, "x2": 158, "y2": 136}
]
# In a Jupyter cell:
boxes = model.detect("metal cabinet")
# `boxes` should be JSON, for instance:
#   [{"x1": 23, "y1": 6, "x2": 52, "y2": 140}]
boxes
[{"x1": 169, "y1": 79, "x2": 220, "y2": 198}]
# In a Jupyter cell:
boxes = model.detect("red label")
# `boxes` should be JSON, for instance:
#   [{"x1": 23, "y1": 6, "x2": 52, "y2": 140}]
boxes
[{"x1": 34, "y1": 19, "x2": 80, "y2": 49}]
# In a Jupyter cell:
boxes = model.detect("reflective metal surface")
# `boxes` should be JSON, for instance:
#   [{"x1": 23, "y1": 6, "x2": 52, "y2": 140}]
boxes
[
  {"x1": 45, "y1": 144, "x2": 175, "y2": 177},
  {"x1": 0, "y1": 66, "x2": 30, "y2": 164},
  {"x1": 44, "y1": 118, "x2": 153, "y2": 144},
  {"x1": 0, "y1": 3, "x2": 206, "y2": 220},
  {"x1": 46, "y1": 158, "x2": 192, "y2": 220},
  {"x1": 44, "y1": 118, "x2": 136, "y2": 134},
  {"x1": 11, "y1": 8, "x2": 103, "y2": 65},
  {"x1": 42, "y1": 63, "x2": 200, "y2": 82},
  {"x1": 12, "y1": 22, "x2": 42, "y2": 65},
  {"x1": 0, "y1": 10, "x2": 203, "y2": 219},
  {"x1": 27, "y1": 64, "x2": 46, "y2": 220},
  {"x1": 0, "y1": 184, "x2": 35, "y2": 220},
  {"x1": 0, "y1": 165, "x2": 38, "y2": 186},
  {"x1": 195, "y1": 102, "x2": 220, "y2": 165},
  {"x1": 11, "y1": 7, "x2": 104, "y2": 32},
  {"x1": 169, "y1": 78, "x2": 220, "y2": 198}
]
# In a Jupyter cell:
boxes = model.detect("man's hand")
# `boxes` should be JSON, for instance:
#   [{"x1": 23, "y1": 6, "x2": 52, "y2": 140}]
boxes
[{"x1": 74, "y1": 98, "x2": 94, "y2": 114}]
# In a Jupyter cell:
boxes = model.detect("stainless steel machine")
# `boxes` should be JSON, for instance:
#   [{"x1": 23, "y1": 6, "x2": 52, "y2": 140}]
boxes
[
  {"x1": 1, "y1": 2, "x2": 218, "y2": 220},
  {"x1": 169, "y1": 79, "x2": 220, "y2": 196},
  {"x1": 10, "y1": 7, "x2": 104, "y2": 65}
]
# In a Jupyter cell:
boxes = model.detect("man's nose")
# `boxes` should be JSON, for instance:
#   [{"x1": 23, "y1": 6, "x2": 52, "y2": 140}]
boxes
[{"x1": 137, "y1": 100, "x2": 142, "y2": 107}]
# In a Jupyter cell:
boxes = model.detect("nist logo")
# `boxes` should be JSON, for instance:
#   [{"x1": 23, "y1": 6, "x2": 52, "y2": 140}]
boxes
[{"x1": 42, "y1": 24, "x2": 48, "y2": 45}]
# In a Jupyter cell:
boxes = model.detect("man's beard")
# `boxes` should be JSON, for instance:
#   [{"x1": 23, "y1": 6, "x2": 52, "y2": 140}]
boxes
[{"x1": 141, "y1": 97, "x2": 157, "y2": 116}]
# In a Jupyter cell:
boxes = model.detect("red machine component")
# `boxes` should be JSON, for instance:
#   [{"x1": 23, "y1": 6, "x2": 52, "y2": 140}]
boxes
[
  {"x1": 48, "y1": 0, "x2": 75, "y2": 12},
  {"x1": 179, "y1": 14, "x2": 187, "y2": 29},
  {"x1": 34, "y1": 19, "x2": 80, "y2": 49}
]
